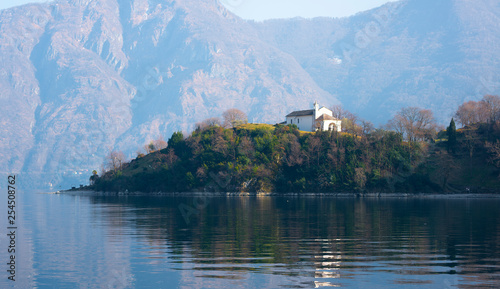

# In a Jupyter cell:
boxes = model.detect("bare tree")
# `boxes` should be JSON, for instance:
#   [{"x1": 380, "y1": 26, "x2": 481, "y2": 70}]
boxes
[
  {"x1": 195, "y1": 117, "x2": 221, "y2": 131},
  {"x1": 455, "y1": 101, "x2": 488, "y2": 126},
  {"x1": 136, "y1": 149, "x2": 145, "y2": 158},
  {"x1": 388, "y1": 107, "x2": 436, "y2": 142},
  {"x1": 222, "y1": 108, "x2": 248, "y2": 128},
  {"x1": 285, "y1": 139, "x2": 304, "y2": 166},
  {"x1": 482, "y1": 95, "x2": 500, "y2": 123},
  {"x1": 456, "y1": 101, "x2": 476, "y2": 126},
  {"x1": 330, "y1": 105, "x2": 360, "y2": 134},
  {"x1": 137, "y1": 137, "x2": 166, "y2": 157},
  {"x1": 486, "y1": 140, "x2": 500, "y2": 168},
  {"x1": 454, "y1": 95, "x2": 500, "y2": 127},
  {"x1": 331, "y1": 105, "x2": 358, "y2": 122},
  {"x1": 238, "y1": 136, "x2": 255, "y2": 158},
  {"x1": 361, "y1": 120, "x2": 375, "y2": 136},
  {"x1": 307, "y1": 136, "x2": 322, "y2": 167},
  {"x1": 387, "y1": 116, "x2": 405, "y2": 137},
  {"x1": 144, "y1": 140, "x2": 163, "y2": 154},
  {"x1": 153, "y1": 136, "x2": 168, "y2": 151},
  {"x1": 105, "y1": 151, "x2": 126, "y2": 172},
  {"x1": 212, "y1": 135, "x2": 229, "y2": 156},
  {"x1": 165, "y1": 149, "x2": 179, "y2": 166},
  {"x1": 330, "y1": 105, "x2": 348, "y2": 120},
  {"x1": 463, "y1": 128, "x2": 479, "y2": 158}
]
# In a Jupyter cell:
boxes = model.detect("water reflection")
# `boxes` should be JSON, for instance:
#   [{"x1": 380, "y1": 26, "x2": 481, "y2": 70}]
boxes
[
  {"x1": 84, "y1": 195, "x2": 500, "y2": 288},
  {"x1": 8, "y1": 194, "x2": 500, "y2": 288}
]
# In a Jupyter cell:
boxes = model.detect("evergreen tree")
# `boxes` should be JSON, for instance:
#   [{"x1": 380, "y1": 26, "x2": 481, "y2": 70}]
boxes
[
  {"x1": 447, "y1": 118, "x2": 457, "y2": 153},
  {"x1": 168, "y1": 131, "x2": 184, "y2": 148},
  {"x1": 167, "y1": 131, "x2": 186, "y2": 157}
]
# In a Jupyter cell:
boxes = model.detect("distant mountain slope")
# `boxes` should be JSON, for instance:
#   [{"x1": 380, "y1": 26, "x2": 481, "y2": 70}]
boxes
[
  {"x1": 253, "y1": 0, "x2": 500, "y2": 123},
  {"x1": 0, "y1": 0, "x2": 335, "y2": 190},
  {"x1": 1, "y1": 0, "x2": 499, "y2": 190}
]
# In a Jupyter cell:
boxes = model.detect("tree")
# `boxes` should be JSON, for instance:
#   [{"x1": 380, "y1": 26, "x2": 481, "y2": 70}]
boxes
[
  {"x1": 144, "y1": 136, "x2": 168, "y2": 154},
  {"x1": 330, "y1": 105, "x2": 359, "y2": 134},
  {"x1": 105, "y1": 151, "x2": 126, "y2": 172},
  {"x1": 330, "y1": 105, "x2": 355, "y2": 120},
  {"x1": 463, "y1": 128, "x2": 479, "y2": 158},
  {"x1": 482, "y1": 95, "x2": 500, "y2": 123},
  {"x1": 168, "y1": 131, "x2": 184, "y2": 149},
  {"x1": 388, "y1": 107, "x2": 436, "y2": 142},
  {"x1": 153, "y1": 136, "x2": 168, "y2": 151},
  {"x1": 222, "y1": 108, "x2": 248, "y2": 128},
  {"x1": 285, "y1": 138, "x2": 304, "y2": 167},
  {"x1": 167, "y1": 131, "x2": 185, "y2": 158},
  {"x1": 306, "y1": 136, "x2": 322, "y2": 167},
  {"x1": 486, "y1": 140, "x2": 500, "y2": 168},
  {"x1": 212, "y1": 135, "x2": 229, "y2": 156},
  {"x1": 165, "y1": 149, "x2": 179, "y2": 167},
  {"x1": 136, "y1": 149, "x2": 145, "y2": 158},
  {"x1": 89, "y1": 170, "x2": 99, "y2": 185},
  {"x1": 238, "y1": 136, "x2": 255, "y2": 158},
  {"x1": 446, "y1": 118, "x2": 457, "y2": 153},
  {"x1": 144, "y1": 142, "x2": 155, "y2": 154},
  {"x1": 454, "y1": 95, "x2": 500, "y2": 127},
  {"x1": 343, "y1": 118, "x2": 363, "y2": 136},
  {"x1": 455, "y1": 100, "x2": 488, "y2": 126},
  {"x1": 195, "y1": 117, "x2": 221, "y2": 131},
  {"x1": 361, "y1": 120, "x2": 374, "y2": 136},
  {"x1": 354, "y1": 167, "x2": 367, "y2": 191}
]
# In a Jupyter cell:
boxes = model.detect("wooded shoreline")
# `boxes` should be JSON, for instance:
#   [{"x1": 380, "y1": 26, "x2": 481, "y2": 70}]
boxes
[
  {"x1": 88, "y1": 97, "x2": 500, "y2": 195},
  {"x1": 63, "y1": 189, "x2": 500, "y2": 198}
]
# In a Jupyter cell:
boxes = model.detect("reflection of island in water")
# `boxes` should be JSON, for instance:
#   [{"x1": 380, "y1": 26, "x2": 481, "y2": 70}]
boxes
[{"x1": 85, "y1": 195, "x2": 500, "y2": 287}]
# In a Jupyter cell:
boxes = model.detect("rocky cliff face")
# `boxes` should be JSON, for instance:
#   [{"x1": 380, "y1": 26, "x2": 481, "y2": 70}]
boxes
[
  {"x1": 0, "y1": 0, "x2": 335, "y2": 190},
  {"x1": 1, "y1": 0, "x2": 499, "y2": 190}
]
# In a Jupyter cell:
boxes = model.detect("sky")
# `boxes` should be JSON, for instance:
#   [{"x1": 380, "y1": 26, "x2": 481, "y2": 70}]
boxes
[
  {"x1": 0, "y1": 0, "x2": 49, "y2": 10},
  {"x1": 1, "y1": 0, "x2": 395, "y2": 20},
  {"x1": 220, "y1": 0, "x2": 395, "y2": 21}
]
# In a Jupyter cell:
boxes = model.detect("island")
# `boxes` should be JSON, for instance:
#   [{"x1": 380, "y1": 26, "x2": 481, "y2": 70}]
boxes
[{"x1": 88, "y1": 99, "x2": 500, "y2": 195}]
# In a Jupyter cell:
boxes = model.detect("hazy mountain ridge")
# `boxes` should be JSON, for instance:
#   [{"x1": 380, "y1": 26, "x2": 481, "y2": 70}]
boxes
[
  {"x1": 253, "y1": 0, "x2": 500, "y2": 122},
  {"x1": 0, "y1": 0, "x2": 334, "y2": 189}
]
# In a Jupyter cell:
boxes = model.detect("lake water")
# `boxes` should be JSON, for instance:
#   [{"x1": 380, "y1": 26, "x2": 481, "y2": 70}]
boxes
[{"x1": 2, "y1": 193, "x2": 500, "y2": 288}]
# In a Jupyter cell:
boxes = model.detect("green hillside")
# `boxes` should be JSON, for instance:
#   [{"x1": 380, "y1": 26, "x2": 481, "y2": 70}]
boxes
[
  {"x1": 88, "y1": 122, "x2": 500, "y2": 194},
  {"x1": 419, "y1": 123, "x2": 500, "y2": 193}
]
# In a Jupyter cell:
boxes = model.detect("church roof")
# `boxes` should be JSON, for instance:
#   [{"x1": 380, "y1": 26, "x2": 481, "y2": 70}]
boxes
[
  {"x1": 316, "y1": 114, "x2": 340, "y2": 121},
  {"x1": 286, "y1": 109, "x2": 314, "y2": 117}
]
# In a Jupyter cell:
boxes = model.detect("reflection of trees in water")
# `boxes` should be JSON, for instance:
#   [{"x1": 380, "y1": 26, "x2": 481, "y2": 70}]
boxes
[{"x1": 88, "y1": 196, "x2": 500, "y2": 284}]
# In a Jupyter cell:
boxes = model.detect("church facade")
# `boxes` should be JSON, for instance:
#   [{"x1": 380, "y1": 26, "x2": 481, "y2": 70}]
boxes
[{"x1": 285, "y1": 102, "x2": 342, "y2": 132}]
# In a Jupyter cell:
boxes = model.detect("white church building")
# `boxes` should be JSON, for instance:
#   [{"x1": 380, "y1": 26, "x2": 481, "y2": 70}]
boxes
[{"x1": 285, "y1": 102, "x2": 342, "y2": 132}]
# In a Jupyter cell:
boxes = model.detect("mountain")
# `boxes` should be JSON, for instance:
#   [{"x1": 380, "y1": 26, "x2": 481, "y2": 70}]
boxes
[
  {"x1": 0, "y1": 0, "x2": 335, "y2": 190},
  {"x1": 253, "y1": 0, "x2": 500, "y2": 123},
  {"x1": 0, "y1": 0, "x2": 499, "y2": 190}
]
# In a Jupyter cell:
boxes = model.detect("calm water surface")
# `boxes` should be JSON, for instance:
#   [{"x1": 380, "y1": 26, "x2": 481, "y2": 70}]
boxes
[{"x1": 2, "y1": 193, "x2": 500, "y2": 288}]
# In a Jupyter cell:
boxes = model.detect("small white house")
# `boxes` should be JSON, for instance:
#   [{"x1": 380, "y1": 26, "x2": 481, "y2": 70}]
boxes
[{"x1": 285, "y1": 102, "x2": 342, "y2": 132}]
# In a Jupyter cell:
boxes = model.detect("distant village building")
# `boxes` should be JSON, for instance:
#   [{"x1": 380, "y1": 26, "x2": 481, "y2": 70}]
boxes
[{"x1": 285, "y1": 102, "x2": 342, "y2": 132}]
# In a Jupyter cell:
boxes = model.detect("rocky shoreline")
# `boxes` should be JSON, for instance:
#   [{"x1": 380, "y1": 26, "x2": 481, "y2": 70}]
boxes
[{"x1": 60, "y1": 189, "x2": 500, "y2": 198}]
